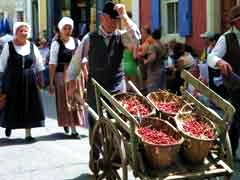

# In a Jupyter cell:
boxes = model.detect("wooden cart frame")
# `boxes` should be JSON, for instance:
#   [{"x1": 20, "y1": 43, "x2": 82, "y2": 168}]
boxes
[{"x1": 87, "y1": 70, "x2": 235, "y2": 180}]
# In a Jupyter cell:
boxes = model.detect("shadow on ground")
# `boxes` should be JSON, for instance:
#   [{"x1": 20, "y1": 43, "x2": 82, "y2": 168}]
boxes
[
  {"x1": 0, "y1": 133, "x2": 88, "y2": 147},
  {"x1": 0, "y1": 138, "x2": 36, "y2": 146},
  {"x1": 37, "y1": 132, "x2": 88, "y2": 141},
  {"x1": 65, "y1": 173, "x2": 95, "y2": 180}
]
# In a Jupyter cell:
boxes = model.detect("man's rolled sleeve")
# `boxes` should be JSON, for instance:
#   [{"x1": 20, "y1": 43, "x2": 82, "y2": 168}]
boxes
[
  {"x1": 207, "y1": 54, "x2": 222, "y2": 69},
  {"x1": 121, "y1": 18, "x2": 141, "y2": 44},
  {"x1": 65, "y1": 35, "x2": 90, "y2": 82},
  {"x1": 126, "y1": 22, "x2": 141, "y2": 40},
  {"x1": 207, "y1": 35, "x2": 226, "y2": 69},
  {"x1": 65, "y1": 48, "x2": 82, "y2": 82}
]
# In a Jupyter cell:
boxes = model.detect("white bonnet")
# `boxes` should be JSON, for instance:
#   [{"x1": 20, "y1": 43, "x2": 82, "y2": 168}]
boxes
[
  {"x1": 13, "y1": 22, "x2": 31, "y2": 36},
  {"x1": 58, "y1": 17, "x2": 74, "y2": 31}
]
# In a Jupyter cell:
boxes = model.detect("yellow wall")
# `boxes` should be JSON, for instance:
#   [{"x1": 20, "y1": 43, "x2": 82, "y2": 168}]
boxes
[
  {"x1": 90, "y1": 0, "x2": 132, "y2": 32},
  {"x1": 39, "y1": 0, "x2": 47, "y2": 35},
  {"x1": 90, "y1": 7, "x2": 96, "y2": 32},
  {"x1": 113, "y1": 0, "x2": 131, "y2": 11},
  {"x1": 120, "y1": 0, "x2": 132, "y2": 11}
]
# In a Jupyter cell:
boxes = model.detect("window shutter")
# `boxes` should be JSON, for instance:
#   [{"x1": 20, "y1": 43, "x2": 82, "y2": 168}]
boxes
[
  {"x1": 0, "y1": 20, "x2": 3, "y2": 34},
  {"x1": 178, "y1": 0, "x2": 192, "y2": 37},
  {"x1": 151, "y1": 0, "x2": 161, "y2": 31}
]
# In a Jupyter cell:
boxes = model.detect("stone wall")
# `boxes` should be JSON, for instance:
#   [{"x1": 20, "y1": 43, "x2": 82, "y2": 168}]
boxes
[{"x1": 0, "y1": 1, "x2": 15, "y2": 18}]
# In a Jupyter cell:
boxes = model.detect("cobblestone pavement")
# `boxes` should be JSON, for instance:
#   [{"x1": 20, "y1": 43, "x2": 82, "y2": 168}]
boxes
[
  {"x1": 0, "y1": 91, "x2": 137, "y2": 180},
  {"x1": 0, "y1": 90, "x2": 94, "y2": 180},
  {"x1": 0, "y1": 90, "x2": 240, "y2": 180}
]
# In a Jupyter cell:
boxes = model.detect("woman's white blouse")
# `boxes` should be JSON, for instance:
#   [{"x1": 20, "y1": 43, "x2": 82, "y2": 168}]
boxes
[
  {"x1": 49, "y1": 37, "x2": 80, "y2": 65},
  {"x1": 0, "y1": 40, "x2": 45, "y2": 73}
]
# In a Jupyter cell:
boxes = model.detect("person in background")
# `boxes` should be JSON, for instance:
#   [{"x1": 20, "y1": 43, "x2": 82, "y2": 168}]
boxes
[
  {"x1": 49, "y1": 17, "x2": 84, "y2": 137},
  {"x1": 189, "y1": 62, "x2": 209, "y2": 106},
  {"x1": 122, "y1": 11, "x2": 142, "y2": 90},
  {"x1": 0, "y1": 22, "x2": 45, "y2": 140},
  {"x1": 65, "y1": 1, "x2": 141, "y2": 135},
  {"x1": 207, "y1": 5, "x2": 240, "y2": 159},
  {"x1": 38, "y1": 38, "x2": 49, "y2": 62},
  {"x1": 200, "y1": 31, "x2": 215, "y2": 62},
  {"x1": 164, "y1": 39, "x2": 176, "y2": 86},
  {"x1": 37, "y1": 38, "x2": 50, "y2": 88},
  {"x1": 167, "y1": 42, "x2": 195, "y2": 95},
  {"x1": 0, "y1": 28, "x2": 13, "y2": 53},
  {"x1": 0, "y1": 13, "x2": 13, "y2": 53},
  {"x1": 137, "y1": 25, "x2": 155, "y2": 57},
  {"x1": 143, "y1": 28, "x2": 167, "y2": 92},
  {"x1": 52, "y1": 27, "x2": 60, "y2": 42},
  {"x1": 0, "y1": 11, "x2": 11, "y2": 37},
  {"x1": 136, "y1": 25, "x2": 155, "y2": 92},
  {"x1": 167, "y1": 39, "x2": 177, "y2": 56}
]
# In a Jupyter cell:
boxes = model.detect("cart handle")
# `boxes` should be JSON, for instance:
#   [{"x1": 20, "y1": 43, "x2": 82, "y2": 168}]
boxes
[
  {"x1": 181, "y1": 70, "x2": 235, "y2": 124},
  {"x1": 91, "y1": 78, "x2": 139, "y2": 126},
  {"x1": 127, "y1": 80, "x2": 157, "y2": 109},
  {"x1": 128, "y1": 80, "x2": 143, "y2": 96}
]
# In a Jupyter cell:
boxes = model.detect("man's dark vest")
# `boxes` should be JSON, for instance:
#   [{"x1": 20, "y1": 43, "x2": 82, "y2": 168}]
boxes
[
  {"x1": 220, "y1": 32, "x2": 240, "y2": 94},
  {"x1": 88, "y1": 32, "x2": 124, "y2": 93},
  {"x1": 56, "y1": 38, "x2": 78, "y2": 72},
  {"x1": 223, "y1": 32, "x2": 240, "y2": 76}
]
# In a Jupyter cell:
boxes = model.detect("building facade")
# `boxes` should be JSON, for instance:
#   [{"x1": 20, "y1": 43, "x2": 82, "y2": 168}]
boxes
[
  {"x1": 42, "y1": 0, "x2": 135, "y2": 41},
  {"x1": 0, "y1": 0, "x2": 15, "y2": 18},
  {"x1": 140, "y1": 0, "x2": 239, "y2": 55},
  {"x1": 2, "y1": 0, "x2": 239, "y2": 53},
  {"x1": 0, "y1": 0, "x2": 30, "y2": 35}
]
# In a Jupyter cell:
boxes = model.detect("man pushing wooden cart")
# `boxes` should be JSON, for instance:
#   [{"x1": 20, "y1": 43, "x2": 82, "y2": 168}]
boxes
[{"x1": 86, "y1": 70, "x2": 235, "y2": 180}]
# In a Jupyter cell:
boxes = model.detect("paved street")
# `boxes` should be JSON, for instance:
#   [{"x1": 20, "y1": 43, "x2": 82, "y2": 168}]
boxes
[
  {"x1": 0, "y1": 90, "x2": 95, "y2": 180},
  {"x1": 1, "y1": 90, "x2": 240, "y2": 180}
]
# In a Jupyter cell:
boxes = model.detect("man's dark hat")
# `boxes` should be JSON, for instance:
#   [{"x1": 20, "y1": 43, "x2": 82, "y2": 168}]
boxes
[
  {"x1": 230, "y1": 5, "x2": 240, "y2": 22},
  {"x1": 102, "y1": 1, "x2": 120, "y2": 19}
]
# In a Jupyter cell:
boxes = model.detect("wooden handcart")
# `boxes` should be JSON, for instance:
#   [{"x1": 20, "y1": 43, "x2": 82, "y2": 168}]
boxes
[{"x1": 87, "y1": 70, "x2": 235, "y2": 180}]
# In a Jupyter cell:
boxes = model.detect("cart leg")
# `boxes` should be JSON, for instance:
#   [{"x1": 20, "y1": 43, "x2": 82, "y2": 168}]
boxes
[
  {"x1": 89, "y1": 117, "x2": 128, "y2": 180},
  {"x1": 222, "y1": 132, "x2": 233, "y2": 180},
  {"x1": 224, "y1": 132, "x2": 233, "y2": 168}
]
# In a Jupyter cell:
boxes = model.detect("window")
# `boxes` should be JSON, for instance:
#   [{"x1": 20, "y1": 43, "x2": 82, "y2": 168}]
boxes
[
  {"x1": 16, "y1": 11, "x2": 24, "y2": 22},
  {"x1": 161, "y1": 0, "x2": 178, "y2": 34},
  {"x1": 167, "y1": 2, "x2": 178, "y2": 33}
]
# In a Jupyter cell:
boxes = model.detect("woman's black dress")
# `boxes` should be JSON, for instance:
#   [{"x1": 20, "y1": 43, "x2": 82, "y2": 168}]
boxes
[{"x1": 0, "y1": 42, "x2": 45, "y2": 129}]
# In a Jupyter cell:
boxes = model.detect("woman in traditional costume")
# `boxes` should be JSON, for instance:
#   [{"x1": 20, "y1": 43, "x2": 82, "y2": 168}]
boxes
[
  {"x1": 49, "y1": 17, "x2": 85, "y2": 137},
  {"x1": 0, "y1": 22, "x2": 45, "y2": 140}
]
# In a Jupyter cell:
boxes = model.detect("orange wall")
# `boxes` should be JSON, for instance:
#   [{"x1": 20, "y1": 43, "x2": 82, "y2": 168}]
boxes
[
  {"x1": 139, "y1": 0, "x2": 207, "y2": 56},
  {"x1": 139, "y1": 0, "x2": 151, "y2": 28},
  {"x1": 186, "y1": 0, "x2": 206, "y2": 56}
]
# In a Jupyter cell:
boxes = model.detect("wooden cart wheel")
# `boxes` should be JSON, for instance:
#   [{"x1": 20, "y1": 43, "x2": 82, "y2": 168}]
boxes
[{"x1": 89, "y1": 117, "x2": 128, "y2": 180}]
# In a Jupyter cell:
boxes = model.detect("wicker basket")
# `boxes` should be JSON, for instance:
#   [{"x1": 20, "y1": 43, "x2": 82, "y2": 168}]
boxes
[
  {"x1": 175, "y1": 112, "x2": 216, "y2": 164},
  {"x1": 113, "y1": 93, "x2": 155, "y2": 121},
  {"x1": 146, "y1": 90, "x2": 188, "y2": 118},
  {"x1": 136, "y1": 117, "x2": 184, "y2": 169}
]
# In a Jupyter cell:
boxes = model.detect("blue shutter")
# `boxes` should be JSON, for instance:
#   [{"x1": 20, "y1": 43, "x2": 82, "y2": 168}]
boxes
[
  {"x1": 0, "y1": 20, "x2": 3, "y2": 35},
  {"x1": 151, "y1": 0, "x2": 161, "y2": 31},
  {"x1": 178, "y1": 0, "x2": 192, "y2": 37}
]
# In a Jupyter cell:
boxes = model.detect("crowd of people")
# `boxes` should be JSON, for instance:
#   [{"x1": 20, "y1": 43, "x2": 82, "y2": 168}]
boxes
[{"x1": 0, "y1": 1, "x2": 239, "y2": 161}]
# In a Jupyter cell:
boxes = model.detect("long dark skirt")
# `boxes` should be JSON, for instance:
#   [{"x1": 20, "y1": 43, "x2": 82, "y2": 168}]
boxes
[{"x1": 0, "y1": 69, "x2": 45, "y2": 129}]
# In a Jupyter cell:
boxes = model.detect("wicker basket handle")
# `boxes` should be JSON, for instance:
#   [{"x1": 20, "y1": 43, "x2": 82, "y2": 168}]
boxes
[{"x1": 178, "y1": 102, "x2": 194, "y2": 115}]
